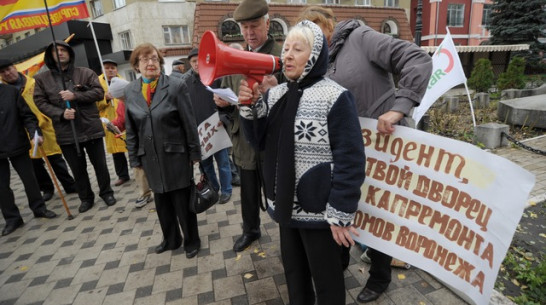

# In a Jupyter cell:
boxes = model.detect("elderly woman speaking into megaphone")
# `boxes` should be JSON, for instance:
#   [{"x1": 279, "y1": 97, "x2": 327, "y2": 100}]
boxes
[{"x1": 238, "y1": 20, "x2": 366, "y2": 305}]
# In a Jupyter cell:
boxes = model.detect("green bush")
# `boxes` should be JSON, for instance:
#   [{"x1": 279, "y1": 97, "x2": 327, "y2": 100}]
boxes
[
  {"x1": 468, "y1": 58, "x2": 495, "y2": 92},
  {"x1": 497, "y1": 57, "x2": 526, "y2": 91}
]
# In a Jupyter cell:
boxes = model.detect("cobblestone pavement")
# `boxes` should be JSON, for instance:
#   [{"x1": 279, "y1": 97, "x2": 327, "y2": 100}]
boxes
[{"x1": 1, "y1": 135, "x2": 544, "y2": 305}]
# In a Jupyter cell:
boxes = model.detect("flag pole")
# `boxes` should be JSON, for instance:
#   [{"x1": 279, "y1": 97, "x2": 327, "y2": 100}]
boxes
[
  {"x1": 43, "y1": 0, "x2": 81, "y2": 155},
  {"x1": 463, "y1": 82, "x2": 477, "y2": 127},
  {"x1": 87, "y1": 21, "x2": 109, "y2": 89}
]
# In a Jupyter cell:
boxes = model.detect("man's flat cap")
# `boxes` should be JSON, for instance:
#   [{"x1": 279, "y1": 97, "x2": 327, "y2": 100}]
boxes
[
  {"x1": 0, "y1": 59, "x2": 13, "y2": 69},
  {"x1": 172, "y1": 59, "x2": 184, "y2": 66},
  {"x1": 102, "y1": 59, "x2": 118, "y2": 66},
  {"x1": 187, "y1": 48, "x2": 199, "y2": 60},
  {"x1": 234, "y1": 0, "x2": 269, "y2": 22}
]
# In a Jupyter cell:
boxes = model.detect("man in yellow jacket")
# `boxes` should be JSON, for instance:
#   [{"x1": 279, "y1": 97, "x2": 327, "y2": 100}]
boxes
[
  {"x1": 97, "y1": 59, "x2": 129, "y2": 186},
  {"x1": 0, "y1": 60, "x2": 76, "y2": 201}
]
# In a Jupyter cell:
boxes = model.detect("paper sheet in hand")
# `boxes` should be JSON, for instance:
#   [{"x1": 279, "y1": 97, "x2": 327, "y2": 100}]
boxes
[
  {"x1": 32, "y1": 130, "x2": 39, "y2": 157},
  {"x1": 206, "y1": 86, "x2": 238, "y2": 105}
]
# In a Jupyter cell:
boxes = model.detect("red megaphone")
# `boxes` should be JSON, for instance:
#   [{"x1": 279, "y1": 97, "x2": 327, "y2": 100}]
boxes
[{"x1": 198, "y1": 30, "x2": 282, "y2": 104}]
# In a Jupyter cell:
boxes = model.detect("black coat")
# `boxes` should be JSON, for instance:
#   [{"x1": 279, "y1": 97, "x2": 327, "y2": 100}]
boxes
[
  {"x1": 33, "y1": 41, "x2": 105, "y2": 145},
  {"x1": 0, "y1": 84, "x2": 41, "y2": 158},
  {"x1": 125, "y1": 74, "x2": 201, "y2": 194},
  {"x1": 184, "y1": 70, "x2": 221, "y2": 125}
]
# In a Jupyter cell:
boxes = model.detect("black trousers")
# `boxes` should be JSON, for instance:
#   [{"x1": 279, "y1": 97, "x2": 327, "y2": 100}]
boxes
[
  {"x1": 32, "y1": 153, "x2": 76, "y2": 193},
  {"x1": 112, "y1": 152, "x2": 130, "y2": 180},
  {"x1": 280, "y1": 226, "x2": 346, "y2": 305},
  {"x1": 154, "y1": 187, "x2": 200, "y2": 252},
  {"x1": 60, "y1": 139, "x2": 113, "y2": 203},
  {"x1": 365, "y1": 248, "x2": 392, "y2": 293},
  {"x1": 239, "y1": 168, "x2": 261, "y2": 235},
  {"x1": 0, "y1": 153, "x2": 47, "y2": 224}
]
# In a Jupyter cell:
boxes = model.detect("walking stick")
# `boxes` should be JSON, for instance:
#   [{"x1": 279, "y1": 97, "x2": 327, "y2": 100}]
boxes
[{"x1": 38, "y1": 146, "x2": 74, "y2": 220}]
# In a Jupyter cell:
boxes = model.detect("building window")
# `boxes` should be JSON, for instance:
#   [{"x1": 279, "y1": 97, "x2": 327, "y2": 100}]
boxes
[
  {"x1": 482, "y1": 4, "x2": 492, "y2": 26},
  {"x1": 355, "y1": 0, "x2": 371, "y2": 6},
  {"x1": 113, "y1": 0, "x2": 126, "y2": 9},
  {"x1": 221, "y1": 20, "x2": 241, "y2": 40},
  {"x1": 381, "y1": 19, "x2": 399, "y2": 37},
  {"x1": 163, "y1": 25, "x2": 189, "y2": 45},
  {"x1": 288, "y1": 0, "x2": 307, "y2": 3},
  {"x1": 90, "y1": 0, "x2": 103, "y2": 18},
  {"x1": 384, "y1": 0, "x2": 398, "y2": 7},
  {"x1": 324, "y1": 0, "x2": 340, "y2": 4},
  {"x1": 119, "y1": 31, "x2": 132, "y2": 49},
  {"x1": 447, "y1": 4, "x2": 465, "y2": 27},
  {"x1": 269, "y1": 20, "x2": 286, "y2": 39}
]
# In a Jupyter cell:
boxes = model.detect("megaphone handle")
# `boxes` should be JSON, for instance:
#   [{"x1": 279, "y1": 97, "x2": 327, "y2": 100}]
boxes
[{"x1": 240, "y1": 75, "x2": 264, "y2": 106}]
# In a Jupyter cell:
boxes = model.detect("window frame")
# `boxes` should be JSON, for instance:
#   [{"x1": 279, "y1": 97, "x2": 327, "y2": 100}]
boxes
[
  {"x1": 90, "y1": 0, "x2": 103, "y2": 18},
  {"x1": 119, "y1": 31, "x2": 133, "y2": 49},
  {"x1": 481, "y1": 4, "x2": 492, "y2": 27},
  {"x1": 113, "y1": 0, "x2": 126, "y2": 10},
  {"x1": 447, "y1": 3, "x2": 465, "y2": 27},
  {"x1": 355, "y1": 0, "x2": 371, "y2": 6},
  {"x1": 162, "y1": 25, "x2": 190, "y2": 45},
  {"x1": 384, "y1": 0, "x2": 398, "y2": 7}
]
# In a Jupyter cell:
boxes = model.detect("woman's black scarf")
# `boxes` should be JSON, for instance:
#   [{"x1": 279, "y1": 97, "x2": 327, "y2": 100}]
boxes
[{"x1": 265, "y1": 77, "x2": 322, "y2": 225}]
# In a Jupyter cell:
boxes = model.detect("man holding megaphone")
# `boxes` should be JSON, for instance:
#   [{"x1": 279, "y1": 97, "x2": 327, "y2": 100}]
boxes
[{"x1": 213, "y1": 0, "x2": 283, "y2": 253}]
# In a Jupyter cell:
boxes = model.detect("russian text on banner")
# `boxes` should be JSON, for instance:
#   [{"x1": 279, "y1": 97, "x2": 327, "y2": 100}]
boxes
[
  {"x1": 198, "y1": 112, "x2": 232, "y2": 160},
  {"x1": 0, "y1": 0, "x2": 89, "y2": 34},
  {"x1": 353, "y1": 118, "x2": 535, "y2": 305}
]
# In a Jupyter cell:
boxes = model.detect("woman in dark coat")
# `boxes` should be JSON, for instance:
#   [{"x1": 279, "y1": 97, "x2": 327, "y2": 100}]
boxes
[
  {"x1": 239, "y1": 21, "x2": 365, "y2": 305},
  {"x1": 124, "y1": 43, "x2": 201, "y2": 258}
]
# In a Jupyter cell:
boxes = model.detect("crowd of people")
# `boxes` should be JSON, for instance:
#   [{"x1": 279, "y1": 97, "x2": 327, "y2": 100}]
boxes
[{"x1": 0, "y1": 0, "x2": 432, "y2": 303}]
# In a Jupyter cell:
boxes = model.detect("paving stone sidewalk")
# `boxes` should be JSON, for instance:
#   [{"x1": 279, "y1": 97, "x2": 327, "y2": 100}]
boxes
[{"x1": 1, "y1": 135, "x2": 544, "y2": 305}]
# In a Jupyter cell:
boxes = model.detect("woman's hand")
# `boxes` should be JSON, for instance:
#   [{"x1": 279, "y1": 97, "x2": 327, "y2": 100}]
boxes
[
  {"x1": 377, "y1": 111, "x2": 404, "y2": 134},
  {"x1": 238, "y1": 79, "x2": 260, "y2": 105},
  {"x1": 330, "y1": 225, "x2": 359, "y2": 248}
]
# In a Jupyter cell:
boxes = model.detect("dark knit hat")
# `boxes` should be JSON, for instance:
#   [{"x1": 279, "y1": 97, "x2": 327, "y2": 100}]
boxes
[
  {"x1": 0, "y1": 59, "x2": 14, "y2": 70},
  {"x1": 102, "y1": 58, "x2": 117, "y2": 66},
  {"x1": 187, "y1": 48, "x2": 199, "y2": 60},
  {"x1": 234, "y1": 0, "x2": 269, "y2": 22}
]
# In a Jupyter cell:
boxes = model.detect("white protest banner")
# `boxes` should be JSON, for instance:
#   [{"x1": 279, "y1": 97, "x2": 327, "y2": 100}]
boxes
[
  {"x1": 413, "y1": 31, "x2": 467, "y2": 124},
  {"x1": 353, "y1": 118, "x2": 535, "y2": 305},
  {"x1": 198, "y1": 112, "x2": 232, "y2": 159}
]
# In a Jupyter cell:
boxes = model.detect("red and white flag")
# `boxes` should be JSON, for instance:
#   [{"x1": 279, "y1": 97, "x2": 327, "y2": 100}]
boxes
[{"x1": 413, "y1": 31, "x2": 467, "y2": 124}]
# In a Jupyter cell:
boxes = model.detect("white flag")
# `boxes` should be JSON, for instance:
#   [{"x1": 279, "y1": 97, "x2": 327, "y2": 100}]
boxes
[
  {"x1": 198, "y1": 112, "x2": 232, "y2": 160},
  {"x1": 412, "y1": 31, "x2": 467, "y2": 124}
]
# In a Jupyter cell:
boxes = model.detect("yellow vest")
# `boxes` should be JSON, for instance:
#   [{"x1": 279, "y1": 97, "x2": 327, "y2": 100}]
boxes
[
  {"x1": 98, "y1": 74, "x2": 127, "y2": 154},
  {"x1": 22, "y1": 75, "x2": 63, "y2": 158}
]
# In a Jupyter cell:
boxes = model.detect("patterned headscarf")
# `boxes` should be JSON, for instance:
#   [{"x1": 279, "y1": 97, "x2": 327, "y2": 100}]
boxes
[{"x1": 281, "y1": 20, "x2": 328, "y2": 83}]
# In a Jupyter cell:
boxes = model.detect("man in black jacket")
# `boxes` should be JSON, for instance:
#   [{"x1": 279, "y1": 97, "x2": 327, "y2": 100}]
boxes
[
  {"x1": 184, "y1": 48, "x2": 232, "y2": 204},
  {"x1": 34, "y1": 41, "x2": 116, "y2": 213},
  {"x1": 0, "y1": 81, "x2": 57, "y2": 237}
]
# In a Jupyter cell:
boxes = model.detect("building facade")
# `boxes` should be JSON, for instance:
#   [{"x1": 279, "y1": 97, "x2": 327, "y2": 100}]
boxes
[{"x1": 410, "y1": 0, "x2": 493, "y2": 46}]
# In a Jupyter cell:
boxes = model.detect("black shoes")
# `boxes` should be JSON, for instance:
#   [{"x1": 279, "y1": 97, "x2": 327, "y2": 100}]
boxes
[
  {"x1": 219, "y1": 193, "x2": 231, "y2": 204},
  {"x1": 155, "y1": 240, "x2": 181, "y2": 254},
  {"x1": 42, "y1": 191, "x2": 54, "y2": 201},
  {"x1": 186, "y1": 247, "x2": 200, "y2": 259},
  {"x1": 79, "y1": 201, "x2": 94, "y2": 213},
  {"x1": 231, "y1": 175, "x2": 241, "y2": 186},
  {"x1": 33, "y1": 209, "x2": 57, "y2": 219},
  {"x1": 233, "y1": 233, "x2": 261, "y2": 252},
  {"x1": 357, "y1": 287, "x2": 382, "y2": 303},
  {"x1": 2, "y1": 219, "x2": 24, "y2": 236},
  {"x1": 103, "y1": 195, "x2": 117, "y2": 206}
]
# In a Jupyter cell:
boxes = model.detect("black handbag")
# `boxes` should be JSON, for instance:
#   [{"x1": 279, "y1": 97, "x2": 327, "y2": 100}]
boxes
[{"x1": 189, "y1": 174, "x2": 219, "y2": 214}]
